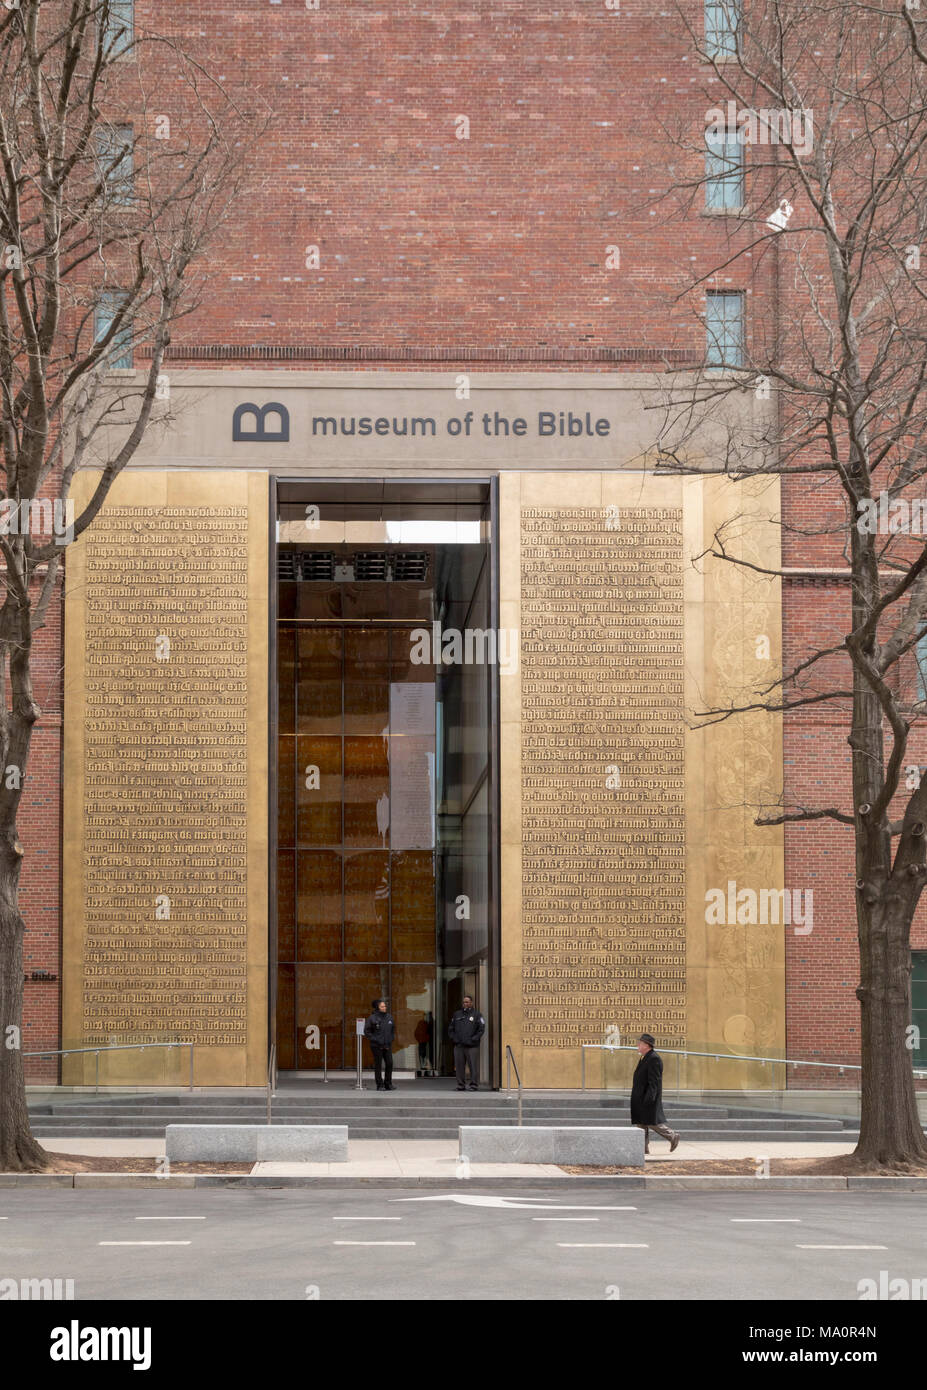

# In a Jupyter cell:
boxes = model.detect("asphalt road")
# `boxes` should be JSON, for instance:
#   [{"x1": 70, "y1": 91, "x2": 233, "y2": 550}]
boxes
[{"x1": 0, "y1": 1188, "x2": 925, "y2": 1301}]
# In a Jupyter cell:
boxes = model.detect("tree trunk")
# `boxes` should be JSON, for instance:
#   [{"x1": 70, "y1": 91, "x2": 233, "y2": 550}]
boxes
[
  {"x1": 0, "y1": 894, "x2": 49, "y2": 1172},
  {"x1": 855, "y1": 899, "x2": 927, "y2": 1168}
]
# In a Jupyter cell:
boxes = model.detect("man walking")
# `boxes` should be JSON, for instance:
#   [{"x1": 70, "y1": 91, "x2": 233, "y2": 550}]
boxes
[
  {"x1": 364, "y1": 998, "x2": 396, "y2": 1091},
  {"x1": 630, "y1": 1033, "x2": 680, "y2": 1153},
  {"x1": 448, "y1": 995, "x2": 485, "y2": 1091}
]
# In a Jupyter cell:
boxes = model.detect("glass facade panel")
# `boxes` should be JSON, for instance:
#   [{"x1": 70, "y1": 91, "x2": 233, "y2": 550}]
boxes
[
  {"x1": 344, "y1": 850, "x2": 389, "y2": 961},
  {"x1": 297, "y1": 850, "x2": 342, "y2": 961},
  {"x1": 274, "y1": 482, "x2": 495, "y2": 1077},
  {"x1": 296, "y1": 964, "x2": 344, "y2": 1070},
  {"x1": 296, "y1": 735, "x2": 343, "y2": 845}
]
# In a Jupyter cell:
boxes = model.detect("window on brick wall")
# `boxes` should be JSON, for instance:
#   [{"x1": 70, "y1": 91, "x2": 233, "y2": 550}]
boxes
[
  {"x1": 705, "y1": 290, "x2": 745, "y2": 368},
  {"x1": 916, "y1": 630, "x2": 927, "y2": 702},
  {"x1": 103, "y1": 0, "x2": 134, "y2": 57},
  {"x1": 705, "y1": 0, "x2": 740, "y2": 58},
  {"x1": 94, "y1": 290, "x2": 133, "y2": 370},
  {"x1": 94, "y1": 125, "x2": 134, "y2": 206},
  {"x1": 705, "y1": 129, "x2": 744, "y2": 210},
  {"x1": 912, "y1": 952, "x2": 927, "y2": 1067}
]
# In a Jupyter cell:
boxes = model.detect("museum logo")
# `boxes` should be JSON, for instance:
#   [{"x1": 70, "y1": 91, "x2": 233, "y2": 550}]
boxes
[
  {"x1": 409, "y1": 623, "x2": 519, "y2": 675},
  {"x1": 704, "y1": 880, "x2": 813, "y2": 934}
]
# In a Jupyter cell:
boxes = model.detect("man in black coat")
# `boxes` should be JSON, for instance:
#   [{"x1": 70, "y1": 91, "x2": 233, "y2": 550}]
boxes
[
  {"x1": 448, "y1": 995, "x2": 485, "y2": 1091},
  {"x1": 630, "y1": 1033, "x2": 680, "y2": 1153},
  {"x1": 364, "y1": 998, "x2": 396, "y2": 1091}
]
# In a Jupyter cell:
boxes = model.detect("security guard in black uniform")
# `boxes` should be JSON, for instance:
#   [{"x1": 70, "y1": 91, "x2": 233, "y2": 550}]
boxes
[
  {"x1": 363, "y1": 998, "x2": 396, "y2": 1091},
  {"x1": 448, "y1": 995, "x2": 485, "y2": 1091}
]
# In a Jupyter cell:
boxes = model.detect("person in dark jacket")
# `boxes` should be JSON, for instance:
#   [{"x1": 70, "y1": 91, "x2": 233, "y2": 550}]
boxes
[
  {"x1": 364, "y1": 998, "x2": 396, "y2": 1091},
  {"x1": 630, "y1": 1033, "x2": 680, "y2": 1153},
  {"x1": 448, "y1": 995, "x2": 485, "y2": 1091}
]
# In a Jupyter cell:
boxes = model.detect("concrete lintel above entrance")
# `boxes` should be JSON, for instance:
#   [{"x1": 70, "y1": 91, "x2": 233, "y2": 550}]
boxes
[{"x1": 112, "y1": 369, "x2": 772, "y2": 475}]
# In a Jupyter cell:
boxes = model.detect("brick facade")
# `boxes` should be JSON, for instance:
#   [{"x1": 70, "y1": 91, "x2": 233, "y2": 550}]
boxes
[{"x1": 19, "y1": 0, "x2": 917, "y2": 1081}]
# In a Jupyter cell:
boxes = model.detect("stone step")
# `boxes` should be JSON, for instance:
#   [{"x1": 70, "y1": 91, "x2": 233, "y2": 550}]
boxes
[
  {"x1": 27, "y1": 1123, "x2": 862, "y2": 1142},
  {"x1": 31, "y1": 1105, "x2": 747, "y2": 1122},
  {"x1": 28, "y1": 1116, "x2": 852, "y2": 1132}
]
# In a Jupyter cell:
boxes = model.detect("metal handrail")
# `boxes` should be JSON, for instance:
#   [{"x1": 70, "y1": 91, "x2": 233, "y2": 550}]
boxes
[
  {"x1": 24, "y1": 1041, "x2": 195, "y2": 1094},
  {"x1": 505, "y1": 1044, "x2": 523, "y2": 1126},
  {"x1": 266, "y1": 1041, "x2": 277, "y2": 1125},
  {"x1": 580, "y1": 1042, "x2": 927, "y2": 1090}
]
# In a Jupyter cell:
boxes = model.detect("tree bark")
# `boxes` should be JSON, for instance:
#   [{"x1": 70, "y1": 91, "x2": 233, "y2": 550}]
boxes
[
  {"x1": 0, "y1": 893, "x2": 48, "y2": 1172},
  {"x1": 855, "y1": 898, "x2": 927, "y2": 1167}
]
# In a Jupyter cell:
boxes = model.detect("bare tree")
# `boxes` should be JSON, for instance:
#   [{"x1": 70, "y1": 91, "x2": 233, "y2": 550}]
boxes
[
  {"x1": 649, "y1": 0, "x2": 927, "y2": 1168},
  {"x1": 0, "y1": 0, "x2": 265, "y2": 1171}
]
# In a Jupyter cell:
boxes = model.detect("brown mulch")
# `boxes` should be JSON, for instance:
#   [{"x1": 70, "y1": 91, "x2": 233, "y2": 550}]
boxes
[
  {"x1": 561, "y1": 1155, "x2": 927, "y2": 1177},
  {"x1": 17, "y1": 1154, "x2": 254, "y2": 1175}
]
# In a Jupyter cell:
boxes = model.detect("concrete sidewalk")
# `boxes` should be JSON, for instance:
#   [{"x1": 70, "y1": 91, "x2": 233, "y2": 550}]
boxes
[{"x1": 37, "y1": 1135, "x2": 859, "y2": 1179}]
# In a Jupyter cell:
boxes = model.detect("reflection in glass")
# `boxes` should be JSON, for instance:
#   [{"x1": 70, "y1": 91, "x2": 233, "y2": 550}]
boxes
[
  {"x1": 298, "y1": 628, "x2": 341, "y2": 735},
  {"x1": 296, "y1": 964, "x2": 343, "y2": 1070},
  {"x1": 344, "y1": 736, "x2": 390, "y2": 847},
  {"x1": 297, "y1": 851, "x2": 342, "y2": 960},
  {"x1": 344, "y1": 851, "x2": 389, "y2": 961},
  {"x1": 296, "y1": 735, "x2": 343, "y2": 845}
]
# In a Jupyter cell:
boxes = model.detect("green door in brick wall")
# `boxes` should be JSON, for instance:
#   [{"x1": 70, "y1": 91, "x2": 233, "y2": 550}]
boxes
[{"x1": 913, "y1": 952, "x2": 927, "y2": 1068}]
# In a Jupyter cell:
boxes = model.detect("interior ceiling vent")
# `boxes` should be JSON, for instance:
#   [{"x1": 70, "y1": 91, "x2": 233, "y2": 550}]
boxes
[
  {"x1": 300, "y1": 551, "x2": 336, "y2": 581},
  {"x1": 277, "y1": 551, "x2": 299, "y2": 582},
  {"x1": 392, "y1": 551, "x2": 429, "y2": 582},
  {"x1": 353, "y1": 551, "x2": 389, "y2": 582},
  {"x1": 278, "y1": 550, "x2": 430, "y2": 583}
]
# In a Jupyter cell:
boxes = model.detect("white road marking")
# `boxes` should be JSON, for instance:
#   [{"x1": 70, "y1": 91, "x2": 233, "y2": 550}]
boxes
[
  {"x1": 135, "y1": 1216, "x2": 206, "y2": 1221},
  {"x1": 393, "y1": 1195, "x2": 636, "y2": 1211},
  {"x1": 332, "y1": 1216, "x2": 402, "y2": 1221},
  {"x1": 333, "y1": 1241, "x2": 416, "y2": 1247},
  {"x1": 796, "y1": 1244, "x2": 887, "y2": 1250},
  {"x1": 730, "y1": 1218, "x2": 801, "y2": 1223},
  {"x1": 533, "y1": 1217, "x2": 600, "y2": 1222},
  {"x1": 557, "y1": 1243, "x2": 649, "y2": 1249},
  {"x1": 99, "y1": 1241, "x2": 192, "y2": 1246}
]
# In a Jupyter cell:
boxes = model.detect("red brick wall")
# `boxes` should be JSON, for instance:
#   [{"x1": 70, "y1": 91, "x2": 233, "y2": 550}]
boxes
[
  {"x1": 21, "y1": 0, "x2": 905, "y2": 1088},
  {"x1": 782, "y1": 474, "x2": 927, "y2": 1083}
]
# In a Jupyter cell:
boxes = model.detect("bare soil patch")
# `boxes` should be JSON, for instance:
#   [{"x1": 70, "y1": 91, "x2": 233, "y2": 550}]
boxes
[
  {"x1": 561, "y1": 1155, "x2": 927, "y2": 1177},
  {"x1": 12, "y1": 1154, "x2": 254, "y2": 1175}
]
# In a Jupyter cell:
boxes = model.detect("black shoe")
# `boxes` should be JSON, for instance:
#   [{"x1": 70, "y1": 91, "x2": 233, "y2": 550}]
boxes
[
  {"x1": 385, "y1": 1084, "x2": 395, "y2": 1091},
  {"x1": 376, "y1": 1084, "x2": 384, "y2": 1091},
  {"x1": 455, "y1": 1086, "x2": 466, "y2": 1092},
  {"x1": 468, "y1": 1085, "x2": 478, "y2": 1091}
]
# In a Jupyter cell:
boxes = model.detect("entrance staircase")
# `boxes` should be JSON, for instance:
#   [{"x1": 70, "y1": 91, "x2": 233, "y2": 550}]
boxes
[{"x1": 27, "y1": 1083, "x2": 861, "y2": 1142}]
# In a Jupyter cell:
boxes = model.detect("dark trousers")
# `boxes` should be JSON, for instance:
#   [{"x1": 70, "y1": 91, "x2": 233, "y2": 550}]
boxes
[
  {"x1": 371, "y1": 1044, "x2": 393, "y2": 1088},
  {"x1": 454, "y1": 1044, "x2": 480, "y2": 1089}
]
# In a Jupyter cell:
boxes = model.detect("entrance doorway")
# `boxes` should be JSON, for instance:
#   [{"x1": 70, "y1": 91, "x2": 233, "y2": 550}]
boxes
[{"x1": 272, "y1": 480, "x2": 498, "y2": 1082}]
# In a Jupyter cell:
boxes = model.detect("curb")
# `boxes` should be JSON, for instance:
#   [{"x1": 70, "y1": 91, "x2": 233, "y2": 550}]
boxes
[{"x1": 3, "y1": 1172, "x2": 927, "y2": 1190}]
